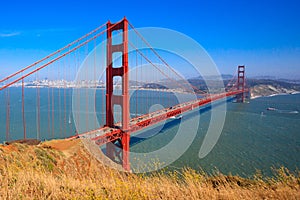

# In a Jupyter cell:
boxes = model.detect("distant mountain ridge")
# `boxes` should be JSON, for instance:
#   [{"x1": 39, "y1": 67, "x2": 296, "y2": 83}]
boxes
[
  {"x1": 138, "y1": 75, "x2": 300, "y2": 98},
  {"x1": 190, "y1": 74, "x2": 234, "y2": 80}
]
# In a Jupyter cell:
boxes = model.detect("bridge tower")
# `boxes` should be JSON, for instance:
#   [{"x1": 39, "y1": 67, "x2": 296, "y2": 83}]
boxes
[
  {"x1": 236, "y1": 65, "x2": 246, "y2": 103},
  {"x1": 105, "y1": 17, "x2": 130, "y2": 171}
]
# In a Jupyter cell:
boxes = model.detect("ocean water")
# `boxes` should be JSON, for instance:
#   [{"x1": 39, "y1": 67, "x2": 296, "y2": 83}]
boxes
[{"x1": 0, "y1": 88, "x2": 299, "y2": 177}]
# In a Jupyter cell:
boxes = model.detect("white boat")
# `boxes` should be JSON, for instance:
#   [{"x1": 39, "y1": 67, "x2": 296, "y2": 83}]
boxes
[{"x1": 68, "y1": 114, "x2": 72, "y2": 124}]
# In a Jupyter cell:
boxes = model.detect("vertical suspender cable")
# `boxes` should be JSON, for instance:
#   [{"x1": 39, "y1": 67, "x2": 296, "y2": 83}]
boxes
[
  {"x1": 93, "y1": 38, "x2": 97, "y2": 129},
  {"x1": 168, "y1": 65, "x2": 171, "y2": 107},
  {"x1": 63, "y1": 60, "x2": 67, "y2": 138},
  {"x1": 85, "y1": 42, "x2": 89, "y2": 131},
  {"x1": 22, "y1": 78, "x2": 26, "y2": 139},
  {"x1": 36, "y1": 73, "x2": 41, "y2": 140},
  {"x1": 68, "y1": 51, "x2": 72, "y2": 136},
  {"x1": 76, "y1": 49, "x2": 80, "y2": 135},
  {"x1": 58, "y1": 64, "x2": 62, "y2": 137},
  {"x1": 69, "y1": 47, "x2": 73, "y2": 136},
  {"x1": 102, "y1": 35, "x2": 105, "y2": 127},
  {"x1": 140, "y1": 48, "x2": 143, "y2": 115},
  {"x1": 52, "y1": 87, "x2": 54, "y2": 138},
  {"x1": 146, "y1": 50, "x2": 148, "y2": 111},
  {"x1": 6, "y1": 88, "x2": 10, "y2": 141},
  {"x1": 135, "y1": 49, "x2": 138, "y2": 117},
  {"x1": 48, "y1": 83, "x2": 51, "y2": 138}
]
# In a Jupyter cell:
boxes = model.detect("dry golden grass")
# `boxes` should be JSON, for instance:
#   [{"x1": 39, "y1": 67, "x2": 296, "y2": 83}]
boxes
[{"x1": 0, "y1": 139, "x2": 299, "y2": 199}]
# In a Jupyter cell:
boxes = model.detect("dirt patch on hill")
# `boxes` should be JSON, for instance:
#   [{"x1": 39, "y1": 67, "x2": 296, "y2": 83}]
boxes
[
  {"x1": 43, "y1": 138, "x2": 79, "y2": 150},
  {"x1": 42, "y1": 139, "x2": 80, "y2": 157}
]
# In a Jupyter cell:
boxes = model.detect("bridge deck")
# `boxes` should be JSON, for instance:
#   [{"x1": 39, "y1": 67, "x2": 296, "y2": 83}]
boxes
[{"x1": 75, "y1": 90, "x2": 246, "y2": 145}]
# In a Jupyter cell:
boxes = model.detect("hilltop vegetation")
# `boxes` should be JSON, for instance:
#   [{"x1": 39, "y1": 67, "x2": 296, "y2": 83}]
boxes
[{"x1": 0, "y1": 139, "x2": 299, "y2": 199}]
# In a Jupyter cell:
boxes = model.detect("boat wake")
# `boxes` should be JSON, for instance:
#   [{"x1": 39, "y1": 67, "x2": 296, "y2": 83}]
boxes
[
  {"x1": 277, "y1": 110, "x2": 299, "y2": 114},
  {"x1": 266, "y1": 107, "x2": 299, "y2": 114}
]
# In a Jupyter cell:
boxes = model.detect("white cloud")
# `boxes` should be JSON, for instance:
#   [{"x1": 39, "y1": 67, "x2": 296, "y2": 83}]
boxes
[{"x1": 0, "y1": 32, "x2": 21, "y2": 37}]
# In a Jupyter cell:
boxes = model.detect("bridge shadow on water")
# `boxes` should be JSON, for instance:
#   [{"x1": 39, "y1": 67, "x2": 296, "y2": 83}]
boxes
[{"x1": 129, "y1": 97, "x2": 235, "y2": 147}]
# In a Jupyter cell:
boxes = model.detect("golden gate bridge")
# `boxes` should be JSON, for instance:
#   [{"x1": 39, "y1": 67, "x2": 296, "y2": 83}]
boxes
[{"x1": 0, "y1": 17, "x2": 247, "y2": 171}]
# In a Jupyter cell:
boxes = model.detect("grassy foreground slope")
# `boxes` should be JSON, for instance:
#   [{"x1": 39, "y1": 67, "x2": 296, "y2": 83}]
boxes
[{"x1": 0, "y1": 139, "x2": 299, "y2": 199}]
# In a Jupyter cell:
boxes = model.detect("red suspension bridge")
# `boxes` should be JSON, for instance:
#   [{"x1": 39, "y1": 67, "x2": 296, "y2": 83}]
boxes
[{"x1": 0, "y1": 18, "x2": 248, "y2": 171}]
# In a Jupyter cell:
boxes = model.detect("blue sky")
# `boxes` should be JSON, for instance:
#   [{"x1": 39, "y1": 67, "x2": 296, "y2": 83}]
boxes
[{"x1": 0, "y1": 0, "x2": 300, "y2": 79}]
